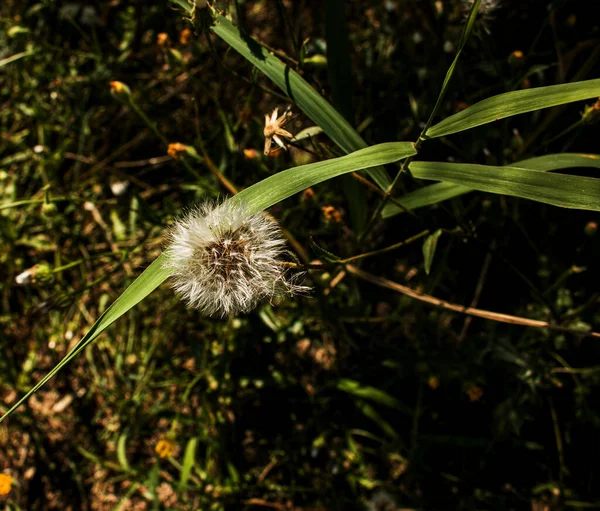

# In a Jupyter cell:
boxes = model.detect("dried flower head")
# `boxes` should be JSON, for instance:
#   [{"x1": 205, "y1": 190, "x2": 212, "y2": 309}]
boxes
[
  {"x1": 163, "y1": 200, "x2": 308, "y2": 317},
  {"x1": 263, "y1": 107, "x2": 295, "y2": 156}
]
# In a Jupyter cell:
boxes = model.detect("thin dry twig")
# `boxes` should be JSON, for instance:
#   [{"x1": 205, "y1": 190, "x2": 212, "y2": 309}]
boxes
[{"x1": 346, "y1": 265, "x2": 600, "y2": 339}]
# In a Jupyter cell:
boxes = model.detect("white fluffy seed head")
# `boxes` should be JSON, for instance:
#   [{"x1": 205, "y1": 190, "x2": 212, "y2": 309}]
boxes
[{"x1": 163, "y1": 200, "x2": 308, "y2": 318}]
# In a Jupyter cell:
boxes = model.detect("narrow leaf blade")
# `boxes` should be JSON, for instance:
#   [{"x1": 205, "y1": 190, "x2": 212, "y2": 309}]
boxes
[
  {"x1": 427, "y1": 79, "x2": 600, "y2": 138},
  {"x1": 409, "y1": 161, "x2": 600, "y2": 211},
  {"x1": 211, "y1": 15, "x2": 392, "y2": 190},
  {"x1": 422, "y1": 229, "x2": 443, "y2": 275}
]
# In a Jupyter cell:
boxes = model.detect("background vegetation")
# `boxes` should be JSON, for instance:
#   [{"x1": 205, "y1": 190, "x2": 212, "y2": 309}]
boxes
[{"x1": 1, "y1": 0, "x2": 600, "y2": 510}]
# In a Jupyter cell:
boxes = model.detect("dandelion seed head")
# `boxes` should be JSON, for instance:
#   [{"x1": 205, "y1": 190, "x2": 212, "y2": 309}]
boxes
[{"x1": 164, "y1": 200, "x2": 308, "y2": 317}]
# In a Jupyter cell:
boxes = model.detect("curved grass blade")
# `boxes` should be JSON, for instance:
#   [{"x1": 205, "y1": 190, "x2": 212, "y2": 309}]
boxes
[
  {"x1": 409, "y1": 161, "x2": 600, "y2": 211},
  {"x1": 232, "y1": 142, "x2": 416, "y2": 213},
  {"x1": 210, "y1": 15, "x2": 392, "y2": 190},
  {"x1": 426, "y1": 78, "x2": 600, "y2": 138},
  {"x1": 0, "y1": 255, "x2": 172, "y2": 424},
  {"x1": 420, "y1": 0, "x2": 482, "y2": 135},
  {"x1": 382, "y1": 153, "x2": 600, "y2": 217},
  {"x1": 382, "y1": 182, "x2": 472, "y2": 218},
  {"x1": 0, "y1": 142, "x2": 415, "y2": 424}
]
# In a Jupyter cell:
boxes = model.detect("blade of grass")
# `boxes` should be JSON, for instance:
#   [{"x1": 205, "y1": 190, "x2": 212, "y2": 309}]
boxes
[
  {"x1": 426, "y1": 78, "x2": 600, "y2": 138},
  {"x1": 409, "y1": 161, "x2": 600, "y2": 211},
  {"x1": 210, "y1": 15, "x2": 392, "y2": 190},
  {"x1": 382, "y1": 153, "x2": 600, "y2": 217},
  {"x1": 0, "y1": 141, "x2": 416, "y2": 424}
]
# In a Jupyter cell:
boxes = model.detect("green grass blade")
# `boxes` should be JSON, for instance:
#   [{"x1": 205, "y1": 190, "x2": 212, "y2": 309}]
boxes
[
  {"x1": 426, "y1": 78, "x2": 600, "y2": 138},
  {"x1": 382, "y1": 153, "x2": 600, "y2": 217},
  {"x1": 382, "y1": 182, "x2": 472, "y2": 218},
  {"x1": 514, "y1": 153, "x2": 600, "y2": 171},
  {"x1": 231, "y1": 142, "x2": 416, "y2": 213},
  {"x1": 0, "y1": 255, "x2": 172, "y2": 424},
  {"x1": 409, "y1": 161, "x2": 600, "y2": 211},
  {"x1": 420, "y1": 0, "x2": 482, "y2": 134},
  {"x1": 0, "y1": 142, "x2": 415, "y2": 424},
  {"x1": 210, "y1": 15, "x2": 392, "y2": 190},
  {"x1": 179, "y1": 437, "x2": 198, "y2": 491}
]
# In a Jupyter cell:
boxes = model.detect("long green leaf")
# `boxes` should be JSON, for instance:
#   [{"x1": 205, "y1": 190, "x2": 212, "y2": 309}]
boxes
[
  {"x1": 427, "y1": 79, "x2": 600, "y2": 138},
  {"x1": 231, "y1": 142, "x2": 416, "y2": 213},
  {"x1": 210, "y1": 15, "x2": 392, "y2": 190},
  {"x1": 0, "y1": 255, "x2": 172, "y2": 424},
  {"x1": 0, "y1": 142, "x2": 416, "y2": 424},
  {"x1": 382, "y1": 153, "x2": 600, "y2": 217},
  {"x1": 409, "y1": 161, "x2": 600, "y2": 211},
  {"x1": 382, "y1": 182, "x2": 472, "y2": 218}
]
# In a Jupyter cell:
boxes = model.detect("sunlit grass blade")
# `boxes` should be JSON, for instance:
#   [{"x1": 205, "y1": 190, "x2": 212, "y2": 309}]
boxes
[
  {"x1": 409, "y1": 161, "x2": 600, "y2": 211},
  {"x1": 232, "y1": 142, "x2": 416, "y2": 213},
  {"x1": 382, "y1": 153, "x2": 600, "y2": 217},
  {"x1": 210, "y1": 15, "x2": 392, "y2": 190},
  {"x1": 0, "y1": 141, "x2": 415, "y2": 423},
  {"x1": 514, "y1": 153, "x2": 600, "y2": 171},
  {"x1": 0, "y1": 255, "x2": 171, "y2": 424},
  {"x1": 426, "y1": 79, "x2": 600, "y2": 138}
]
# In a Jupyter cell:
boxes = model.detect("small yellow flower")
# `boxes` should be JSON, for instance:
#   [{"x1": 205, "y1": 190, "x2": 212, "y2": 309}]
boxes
[
  {"x1": 157, "y1": 32, "x2": 169, "y2": 47},
  {"x1": 109, "y1": 81, "x2": 130, "y2": 96},
  {"x1": 467, "y1": 385, "x2": 484, "y2": 402},
  {"x1": 243, "y1": 148, "x2": 259, "y2": 160},
  {"x1": 168, "y1": 142, "x2": 188, "y2": 159},
  {"x1": 263, "y1": 107, "x2": 294, "y2": 156},
  {"x1": 321, "y1": 205, "x2": 342, "y2": 224},
  {"x1": 302, "y1": 188, "x2": 315, "y2": 201},
  {"x1": 0, "y1": 474, "x2": 12, "y2": 496},
  {"x1": 155, "y1": 437, "x2": 177, "y2": 459},
  {"x1": 428, "y1": 376, "x2": 440, "y2": 390},
  {"x1": 180, "y1": 28, "x2": 192, "y2": 45}
]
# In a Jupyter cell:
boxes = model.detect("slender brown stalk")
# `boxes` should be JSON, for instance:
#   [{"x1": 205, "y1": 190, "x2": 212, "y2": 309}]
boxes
[{"x1": 347, "y1": 265, "x2": 600, "y2": 339}]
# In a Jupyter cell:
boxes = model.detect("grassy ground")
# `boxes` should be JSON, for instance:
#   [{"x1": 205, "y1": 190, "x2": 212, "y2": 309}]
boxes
[{"x1": 1, "y1": 0, "x2": 600, "y2": 510}]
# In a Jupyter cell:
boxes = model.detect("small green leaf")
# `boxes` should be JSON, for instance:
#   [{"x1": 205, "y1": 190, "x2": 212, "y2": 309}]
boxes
[
  {"x1": 427, "y1": 79, "x2": 600, "y2": 138},
  {"x1": 422, "y1": 229, "x2": 443, "y2": 275},
  {"x1": 117, "y1": 434, "x2": 132, "y2": 473},
  {"x1": 178, "y1": 437, "x2": 198, "y2": 491},
  {"x1": 353, "y1": 400, "x2": 399, "y2": 440},
  {"x1": 338, "y1": 379, "x2": 412, "y2": 415}
]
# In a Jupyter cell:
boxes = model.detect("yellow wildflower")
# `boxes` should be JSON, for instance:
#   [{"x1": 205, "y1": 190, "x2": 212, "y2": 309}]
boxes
[
  {"x1": 243, "y1": 148, "x2": 259, "y2": 160},
  {"x1": 168, "y1": 142, "x2": 187, "y2": 159},
  {"x1": 321, "y1": 205, "x2": 342, "y2": 223},
  {"x1": 109, "y1": 81, "x2": 130, "y2": 97},
  {"x1": 157, "y1": 32, "x2": 169, "y2": 47},
  {"x1": 0, "y1": 474, "x2": 11, "y2": 496},
  {"x1": 467, "y1": 385, "x2": 484, "y2": 402},
  {"x1": 180, "y1": 28, "x2": 192, "y2": 45},
  {"x1": 155, "y1": 437, "x2": 177, "y2": 459}
]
